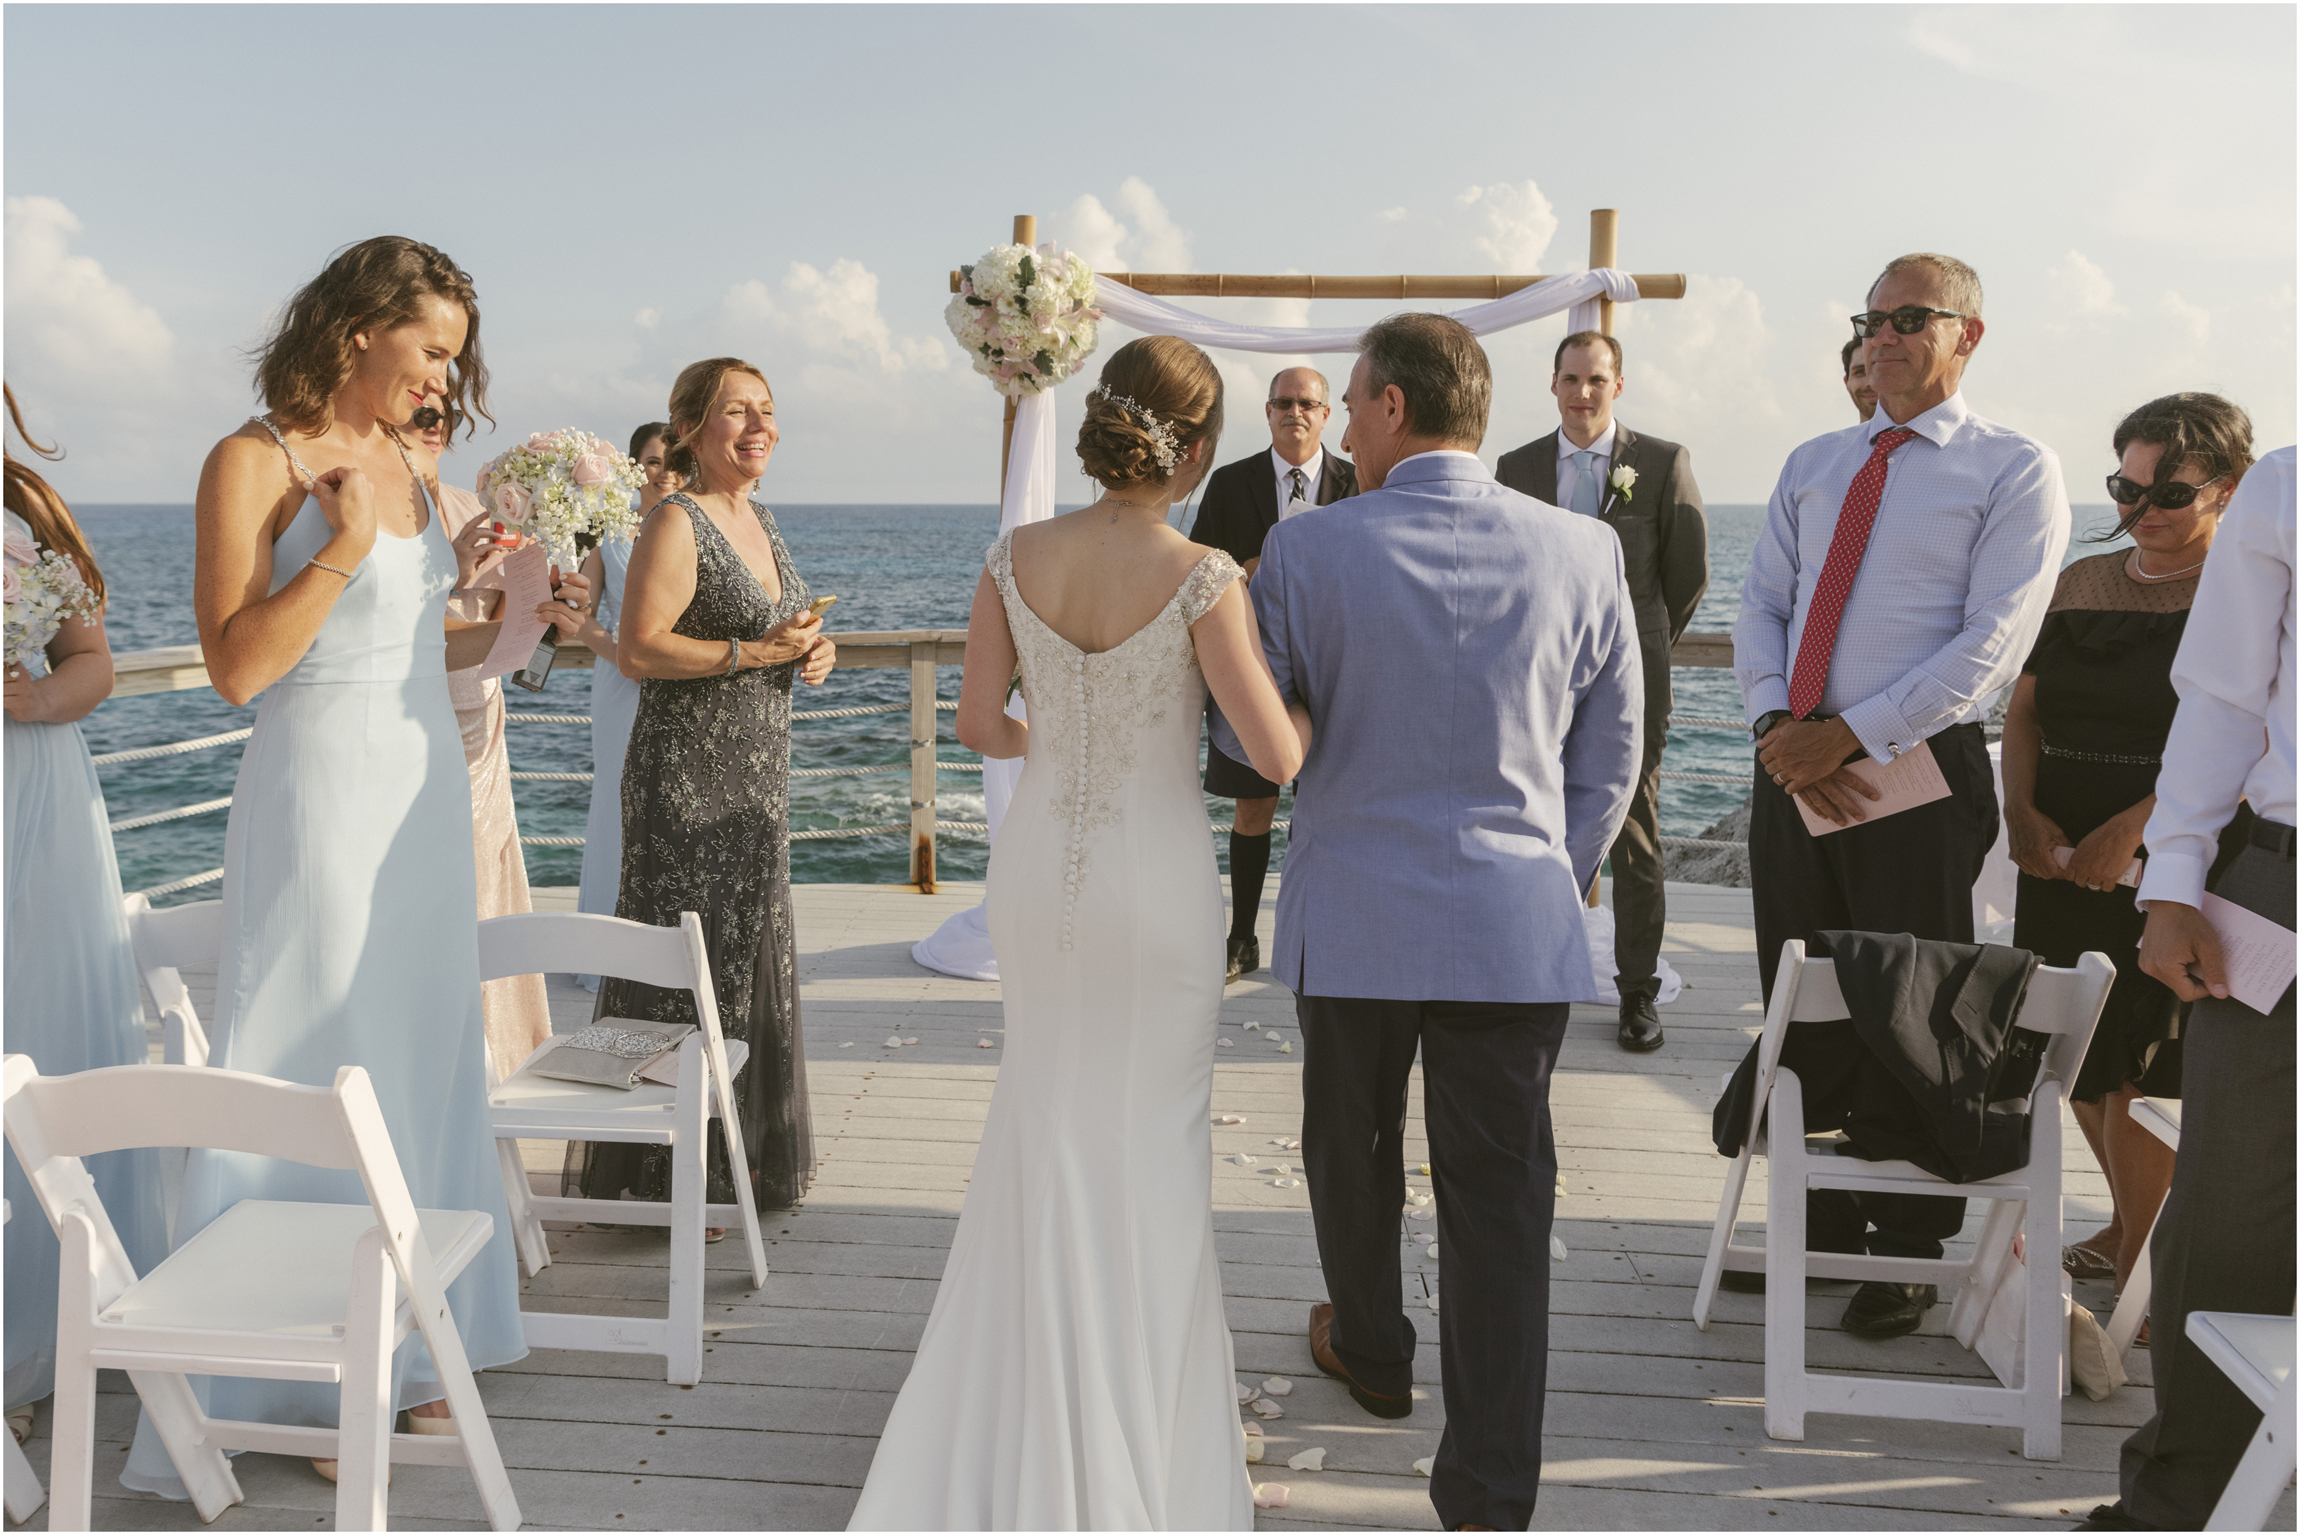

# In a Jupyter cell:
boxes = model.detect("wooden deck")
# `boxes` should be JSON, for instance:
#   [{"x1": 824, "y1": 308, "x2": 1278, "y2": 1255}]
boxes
[{"x1": 24, "y1": 878, "x2": 2196, "y2": 1531}]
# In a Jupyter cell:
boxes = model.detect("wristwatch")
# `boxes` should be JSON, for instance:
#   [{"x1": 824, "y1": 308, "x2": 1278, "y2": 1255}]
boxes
[{"x1": 1751, "y1": 709, "x2": 1791, "y2": 743}]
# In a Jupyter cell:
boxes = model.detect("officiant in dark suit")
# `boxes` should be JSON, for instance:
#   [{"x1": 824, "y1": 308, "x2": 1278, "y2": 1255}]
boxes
[
  {"x1": 1498, "y1": 331, "x2": 1708, "y2": 1054},
  {"x1": 1189, "y1": 365, "x2": 1358, "y2": 983}
]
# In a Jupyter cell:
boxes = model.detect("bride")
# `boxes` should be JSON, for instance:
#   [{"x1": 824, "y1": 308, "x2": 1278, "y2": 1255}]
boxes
[{"x1": 849, "y1": 337, "x2": 1308, "y2": 1531}]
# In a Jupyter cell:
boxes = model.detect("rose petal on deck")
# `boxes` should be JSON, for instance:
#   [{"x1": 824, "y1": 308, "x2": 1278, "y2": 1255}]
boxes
[
  {"x1": 1409, "y1": 1209, "x2": 1433, "y2": 1221},
  {"x1": 977, "y1": 1038, "x2": 994, "y2": 1048},
  {"x1": 1279, "y1": 1042, "x2": 1294, "y2": 1053},
  {"x1": 1286, "y1": 1447, "x2": 1326, "y2": 1472},
  {"x1": 1236, "y1": 1380, "x2": 1255, "y2": 1403},
  {"x1": 1427, "y1": 1294, "x2": 1441, "y2": 1312},
  {"x1": 1426, "y1": 1242, "x2": 1439, "y2": 1259},
  {"x1": 1230, "y1": 1154, "x2": 1257, "y2": 1168},
  {"x1": 1217, "y1": 1039, "x2": 1234, "y2": 1048},
  {"x1": 1241, "y1": 1418, "x2": 1264, "y2": 1437},
  {"x1": 1413, "y1": 1456, "x2": 1435, "y2": 1477},
  {"x1": 883, "y1": 1036, "x2": 902, "y2": 1048},
  {"x1": 1216, "y1": 1114, "x2": 1246, "y2": 1125},
  {"x1": 1244, "y1": 1437, "x2": 1264, "y2": 1463},
  {"x1": 839, "y1": 1042, "x2": 854, "y2": 1049},
  {"x1": 902, "y1": 1037, "x2": 919, "y2": 1045},
  {"x1": 1252, "y1": 1484, "x2": 1290, "y2": 1510},
  {"x1": 1259, "y1": 1377, "x2": 1292, "y2": 1396},
  {"x1": 1550, "y1": 1234, "x2": 1569, "y2": 1261},
  {"x1": 1252, "y1": 1397, "x2": 1285, "y2": 1419}
]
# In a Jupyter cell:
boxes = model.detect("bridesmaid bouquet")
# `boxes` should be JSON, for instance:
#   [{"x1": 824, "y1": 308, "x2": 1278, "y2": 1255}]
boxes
[
  {"x1": 474, "y1": 429, "x2": 649, "y2": 566},
  {"x1": 946, "y1": 242, "x2": 1102, "y2": 397},
  {"x1": 3, "y1": 525, "x2": 97, "y2": 672}
]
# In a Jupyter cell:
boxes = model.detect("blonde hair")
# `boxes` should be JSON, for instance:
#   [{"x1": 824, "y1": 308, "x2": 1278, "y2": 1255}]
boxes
[{"x1": 665, "y1": 358, "x2": 771, "y2": 481}]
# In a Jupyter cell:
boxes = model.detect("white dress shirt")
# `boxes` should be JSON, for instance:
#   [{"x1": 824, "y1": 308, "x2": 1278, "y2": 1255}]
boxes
[
  {"x1": 2136, "y1": 445, "x2": 2296, "y2": 910},
  {"x1": 1554, "y1": 420, "x2": 1618, "y2": 514},
  {"x1": 1733, "y1": 392, "x2": 2071, "y2": 763},
  {"x1": 1272, "y1": 445, "x2": 1325, "y2": 521}
]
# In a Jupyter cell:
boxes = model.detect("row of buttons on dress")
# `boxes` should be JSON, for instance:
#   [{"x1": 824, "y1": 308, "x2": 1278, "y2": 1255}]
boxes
[{"x1": 1061, "y1": 652, "x2": 1087, "y2": 950}]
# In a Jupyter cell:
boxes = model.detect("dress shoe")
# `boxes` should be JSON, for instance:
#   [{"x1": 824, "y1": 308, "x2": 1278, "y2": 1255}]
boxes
[
  {"x1": 1308, "y1": 1301, "x2": 1412, "y2": 1419},
  {"x1": 2072, "y1": 1503, "x2": 2154, "y2": 1530},
  {"x1": 1617, "y1": 994, "x2": 1664, "y2": 1053},
  {"x1": 1225, "y1": 935, "x2": 1260, "y2": 985},
  {"x1": 1841, "y1": 1281, "x2": 1937, "y2": 1339}
]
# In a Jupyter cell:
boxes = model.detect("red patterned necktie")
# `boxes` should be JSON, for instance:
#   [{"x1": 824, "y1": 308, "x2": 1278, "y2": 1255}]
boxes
[{"x1": 1787, "y1": 427, "x2": 1918, "y2": 720}]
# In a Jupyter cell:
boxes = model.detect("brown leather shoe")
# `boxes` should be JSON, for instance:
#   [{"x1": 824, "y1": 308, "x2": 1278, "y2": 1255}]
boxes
[{"x1": 1309, "y1": 1301, "x2": 1413, "y2": 1419}]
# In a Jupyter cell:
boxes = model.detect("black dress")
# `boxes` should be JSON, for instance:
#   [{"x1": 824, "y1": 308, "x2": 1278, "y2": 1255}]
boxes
[
  {"x1": 577, "y1": 493, "x2": 814, "y2": 1210},
  {"x1": 2013, "y1": 551, "x2": 2249, "y2": 1104}
]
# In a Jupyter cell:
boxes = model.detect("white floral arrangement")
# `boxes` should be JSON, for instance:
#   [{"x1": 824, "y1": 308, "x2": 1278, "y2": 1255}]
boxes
[
  {"x1": 946, "y1": 243, "x2": 1102, "y2": 397},
  {"x1": 474, "y1": 429, "x2": 649, "y2": 565},
  {"x1": 3, "y1": 523, "x2": 98, "y2": 673}
]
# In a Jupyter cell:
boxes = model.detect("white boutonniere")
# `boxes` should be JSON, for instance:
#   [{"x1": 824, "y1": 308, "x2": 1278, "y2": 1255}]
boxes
[{"x1": 1610, "y1": 464, "x2": 1637, "y2": 503}]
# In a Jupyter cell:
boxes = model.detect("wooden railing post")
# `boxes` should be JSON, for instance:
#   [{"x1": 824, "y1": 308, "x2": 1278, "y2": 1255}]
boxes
[{"x1": 909, "y1": 639, "x2": 939, "y2": 894}]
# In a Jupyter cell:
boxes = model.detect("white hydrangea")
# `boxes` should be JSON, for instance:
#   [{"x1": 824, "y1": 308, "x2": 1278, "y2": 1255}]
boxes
[{"x1": 946, "y1": 242, "x2": 1104, "y2": 399}]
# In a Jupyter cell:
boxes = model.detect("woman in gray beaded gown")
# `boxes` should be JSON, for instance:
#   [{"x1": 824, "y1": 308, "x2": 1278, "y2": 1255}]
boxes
[{"x1": 559, "y1": 358, "x2": 834, "y2": 1213}]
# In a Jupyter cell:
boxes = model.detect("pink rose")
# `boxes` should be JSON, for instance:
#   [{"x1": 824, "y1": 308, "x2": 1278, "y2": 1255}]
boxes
[
  {"x1": 3, "y1": 526, "x2": 36, "y2": 567},
  {"x1": 2, "y1": 565, "x2": 19, "y2": 605},
  {"x1": 572, "y1": 453, "x2": 614, "y2": 488},
  {"x1": 492, "y1": 482, "x2": 533, "y2": 523},
  {"x1": 526, "y1": 431, "x2": 556, "y2": 450}
]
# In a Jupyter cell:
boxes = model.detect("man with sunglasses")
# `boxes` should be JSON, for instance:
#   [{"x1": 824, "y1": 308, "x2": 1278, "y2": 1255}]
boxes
[
  {"x1": 1498, "y1": 330, "x2": 1709, "y2": 1054},
  {"x1": 1730, "y1": 252, "x2": 2070, "y2": 1340},
  {"x1": 1189, "y1": 366, "x2": 1358, "y2": 983}
]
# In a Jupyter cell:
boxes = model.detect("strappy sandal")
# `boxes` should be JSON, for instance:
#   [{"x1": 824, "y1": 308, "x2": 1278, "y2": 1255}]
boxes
[{"x1": 2062, "y1": 1241, "x2": 2117, "y2": 1280}]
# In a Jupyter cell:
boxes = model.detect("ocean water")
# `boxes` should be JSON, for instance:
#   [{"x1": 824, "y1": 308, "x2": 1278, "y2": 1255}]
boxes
[{"x1": 73, "y1": 500, "x2": 2118, "y2": 904}]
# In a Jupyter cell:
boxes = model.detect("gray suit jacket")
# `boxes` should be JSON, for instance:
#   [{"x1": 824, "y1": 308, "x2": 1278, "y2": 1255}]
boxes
[
  {"x1": 1247, "y1": 451, "x2": 1644, "y2": 1003},
  {"x1": 1495, "y1": 423, "x2": 1708, "y2": 722}
]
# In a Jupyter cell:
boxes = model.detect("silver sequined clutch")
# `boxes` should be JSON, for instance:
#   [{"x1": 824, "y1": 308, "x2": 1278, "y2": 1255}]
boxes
[{"x1": 529, "y1": 1018, "x2": 697, "y2": 1090}]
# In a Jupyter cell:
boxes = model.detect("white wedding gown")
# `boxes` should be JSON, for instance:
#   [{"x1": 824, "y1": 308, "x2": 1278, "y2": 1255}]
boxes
[{"x1": 850, "y1": 536, "x2": 1256, "y2": 1531}]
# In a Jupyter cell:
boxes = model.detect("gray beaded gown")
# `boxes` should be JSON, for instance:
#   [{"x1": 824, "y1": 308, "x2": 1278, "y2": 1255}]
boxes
[{"x1": 573, "y1": 493, "x2": 814, "y2": 1210}]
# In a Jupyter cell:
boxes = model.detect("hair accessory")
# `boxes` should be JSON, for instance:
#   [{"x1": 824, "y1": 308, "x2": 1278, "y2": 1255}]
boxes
[{"x1": 1090, "y1": 387, "x2": 1180, "y2": 473}]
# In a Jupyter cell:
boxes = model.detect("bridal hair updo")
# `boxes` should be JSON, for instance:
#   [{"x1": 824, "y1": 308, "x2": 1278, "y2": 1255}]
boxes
[
  {"x1": 1076, "y1": 337, "x2": 1224, "y2": 490},
  {"x1": 254, "y1": 236, "x2": 490, "y2": 439},
  {"x1": 664, "y1": 358, "x2": 771, "y2": 482}
]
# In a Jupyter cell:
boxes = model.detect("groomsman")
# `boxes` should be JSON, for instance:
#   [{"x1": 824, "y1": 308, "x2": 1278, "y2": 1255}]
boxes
[
  {"x1": 1497, "y1": 332, "x2": 1708, "y2": 1053},
  {"x1": 1733, "y1": 253, "x2": 2068, "y2": 1339},
  {"x1": 1842, "y1": 338, "x2": 1878, "y2": 421},
  {"x1": 1189, "y1": 366, "x2": 1357, "y2": 983}
]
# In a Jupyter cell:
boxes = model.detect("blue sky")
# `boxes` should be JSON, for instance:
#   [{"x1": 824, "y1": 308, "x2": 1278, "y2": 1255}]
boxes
[{"x1": 6, "y1": 3, "x2": 2292, "y2": 505}]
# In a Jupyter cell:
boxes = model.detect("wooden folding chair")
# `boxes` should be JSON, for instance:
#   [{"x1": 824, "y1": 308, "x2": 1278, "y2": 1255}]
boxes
[
  {"x1": 2, "y1": 1202, "x2": 46, "y2": 1525},
  {"x1": 2, "y1": 1056, "x2": 520, "y2": 1532},
  {"x1": 121, "y1": 894, "x2": 223, "y2": 1069},
  {"x1": 2104, "y1": 1097, "x2": 2182, "y2": 1354},
  {"x1": 1691, "y1": 939, "x2": 2114, "y2": 1460},
  {"x1": 2188, "y1": 1310, "x2": 2295, "y2": 1530},
  {"x1": 479, "y1": 911, "x2": 768, "y2": 1386}
]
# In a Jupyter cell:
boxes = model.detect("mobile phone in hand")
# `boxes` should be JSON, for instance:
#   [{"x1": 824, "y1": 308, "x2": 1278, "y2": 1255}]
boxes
[{"x1": 806, "y1": 594, "x2": 839, "y2": 618}]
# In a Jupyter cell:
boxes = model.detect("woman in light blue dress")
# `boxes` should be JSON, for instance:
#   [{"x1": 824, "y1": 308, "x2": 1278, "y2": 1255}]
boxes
[
  {"x1": 573, "y1": 423, "x2": 675, "y2": 989},
  {"x1": 122, "y1": 238, "x2": 584, "y2": 1494},
  {"x1": 2, "y1": 392, "x2": 168, "y2": 1440}
]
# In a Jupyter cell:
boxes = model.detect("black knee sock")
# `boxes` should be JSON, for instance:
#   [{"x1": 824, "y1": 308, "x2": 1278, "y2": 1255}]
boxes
[{"x1": 1229, "y1": 830, "x2": 1272, "y2": 941}]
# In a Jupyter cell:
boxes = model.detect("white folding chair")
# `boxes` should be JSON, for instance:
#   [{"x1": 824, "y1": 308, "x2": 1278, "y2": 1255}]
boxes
[
  {"x1": 2, "y1": 1201, "x2": 46, "y2": 1525},
  {"x1": 1691, "y1": 940, "x2": 2114, "y2": 1460},
  {"x1": 2188, "y1": 1311, "x2": 2295, "y2": 1530},
  {"x1": 2, "y1": 1056, "x2": 520, "y2": 1532},
  {"x1": 121, "y1": 894, "x2": 223, "y2": 1068},
  {"x1": 479, "y1": 911, "x2": 768, "y2": 1386},
  {"x1": 2104, "y1": 1097, "x2": 2182, "y2": 1354}
]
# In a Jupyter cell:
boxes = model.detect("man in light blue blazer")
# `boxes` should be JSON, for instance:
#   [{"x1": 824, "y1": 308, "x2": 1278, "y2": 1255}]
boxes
[{"x1": 1247, "y1": 313, "x2": 1642, "y2": 1532}]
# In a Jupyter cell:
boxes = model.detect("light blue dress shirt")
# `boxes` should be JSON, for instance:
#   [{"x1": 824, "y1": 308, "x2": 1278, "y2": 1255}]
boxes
[{"x1": 1733, "y1": 392, "x2": 2071, "y2": 763}]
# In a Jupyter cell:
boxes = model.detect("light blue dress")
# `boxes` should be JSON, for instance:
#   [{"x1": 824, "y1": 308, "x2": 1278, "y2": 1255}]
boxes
[
  {"x1": 122, "y1": 438, "x2": 525, "y2": 1496},
  {"x1": 576, "y1": 536, "x2": 638, "y2": 991},
  {"x1": 2, "y1": 512, "x2": 168, "y2": 1411}
]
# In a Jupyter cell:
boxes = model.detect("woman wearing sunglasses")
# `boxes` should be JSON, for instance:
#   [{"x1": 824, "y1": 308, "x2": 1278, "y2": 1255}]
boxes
[{"x1": 2002, "y1": 391, "x2": 2256, "y2": 1310}]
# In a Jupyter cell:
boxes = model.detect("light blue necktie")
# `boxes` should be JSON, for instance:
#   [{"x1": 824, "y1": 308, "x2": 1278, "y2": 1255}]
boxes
[{"x1": 1568, "y1": 449, "x2": 1602, "y2": 517}]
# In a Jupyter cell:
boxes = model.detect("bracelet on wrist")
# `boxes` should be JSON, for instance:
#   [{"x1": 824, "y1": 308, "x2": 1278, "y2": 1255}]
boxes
[{"x1": 725, "y1": 637, "x2": 742, "y2": 676}]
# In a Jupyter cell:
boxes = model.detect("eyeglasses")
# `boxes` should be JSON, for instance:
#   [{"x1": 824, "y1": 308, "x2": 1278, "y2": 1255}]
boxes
[
  {"x1": 2105, "y1": 473, "x2": 2221, "y2": 511},
  {"x1": 1849, "y1": 306, "x2": 1966, "y2": 339},
  {"x1": 1267, "y1": 396, "x2": 1328, "y2": 415}
]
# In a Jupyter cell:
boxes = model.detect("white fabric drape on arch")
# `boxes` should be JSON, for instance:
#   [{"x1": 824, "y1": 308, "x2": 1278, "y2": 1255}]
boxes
[{"x1": 911, "y1": 267, "x2": 1643, "y2": 983}]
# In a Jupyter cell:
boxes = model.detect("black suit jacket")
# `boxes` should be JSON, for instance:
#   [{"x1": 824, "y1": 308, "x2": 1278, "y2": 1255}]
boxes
[
  {"x1": 1187, "y1": 447, "x2": 1357, "y2": 566},
  {"x1": 1495, "y1": 423, "x2": 1708, "y2": 721}
]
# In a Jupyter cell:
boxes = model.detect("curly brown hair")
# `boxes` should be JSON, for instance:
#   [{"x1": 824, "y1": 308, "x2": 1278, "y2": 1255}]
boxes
[
  {"x1": 253, "y1": 237, "x2": 491, "y2": 440},
  {"x1": 1076, "y1": 336, "x2": 1223, "y2": 490},
  {"x1": 3, "y1": 386, "x2": 103, "y2": 606}
]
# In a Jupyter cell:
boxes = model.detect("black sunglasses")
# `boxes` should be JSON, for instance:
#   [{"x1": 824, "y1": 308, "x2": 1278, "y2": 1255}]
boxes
[
  {"x1": 409, "y1": 405, "x2": 444, "y2": 431},
  {"x1": 1850, "y1": 306, "x2": 1965, "y2": 339},
  {"x1": 2105, "y1": 473, "x2": 2220, "y2": 511}
]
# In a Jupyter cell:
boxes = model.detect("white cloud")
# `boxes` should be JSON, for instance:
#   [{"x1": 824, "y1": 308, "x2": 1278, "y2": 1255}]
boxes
[
  {"x1": 4, "y1": 196, "x2": 175, "y2": 386},
  {"x1": 1377, "y1": 207, "x2": 1408, "y2": 224},
  {"x1": 1459, "y1": 181, "x2": 1560, "y2": 273},
  {"x1": 1053, "y1": 178, "x2": 1192, "y2": 274},
  {"x1": 2043, "y1": 250, "x2": 2126, "y2": 323},
  {"x1": 2160, "y1": 291, "x2": 2211, "y2": 347}
]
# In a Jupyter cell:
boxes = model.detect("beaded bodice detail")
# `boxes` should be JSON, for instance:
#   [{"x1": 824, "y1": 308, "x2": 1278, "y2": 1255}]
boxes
[{"x1": 986, "y1": 534, "x2": 1243, "y2": 949}]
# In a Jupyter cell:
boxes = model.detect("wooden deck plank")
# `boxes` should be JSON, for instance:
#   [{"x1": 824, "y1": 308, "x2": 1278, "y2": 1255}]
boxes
[{"x1": 89, "y1": 876, "x2": 2203, "y2": 1532}]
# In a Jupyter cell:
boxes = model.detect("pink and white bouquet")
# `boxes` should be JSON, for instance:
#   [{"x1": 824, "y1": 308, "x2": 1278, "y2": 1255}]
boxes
[
  {"x1": 474, "y1": 428, "x2": 649, "y2": 566},
  {"x1": 3, "y1": 522, "x2": 98, "y2": 673},
  {"x1": 946, "y1": 243, "x2": 1102, "y2": 398}
]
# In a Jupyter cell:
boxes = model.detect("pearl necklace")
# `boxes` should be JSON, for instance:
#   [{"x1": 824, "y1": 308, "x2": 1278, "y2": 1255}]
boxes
[{"x1": 2127, "y1": 549, "x2": 2206, "y2": 583}]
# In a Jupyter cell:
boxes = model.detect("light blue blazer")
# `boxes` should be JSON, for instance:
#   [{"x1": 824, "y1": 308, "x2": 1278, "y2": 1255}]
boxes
[{"x1": 1238, "y1": 450, "x2": 1644, "y2": 1003}]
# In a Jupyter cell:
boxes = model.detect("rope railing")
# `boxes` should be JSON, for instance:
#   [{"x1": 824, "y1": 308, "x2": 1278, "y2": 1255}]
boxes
[
  {"x1": 109, "y1": 795, "x2": 233, "y2": 835},
  {"x1": 91, "y1": 727, "x2": 252, "y2": 767}
]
